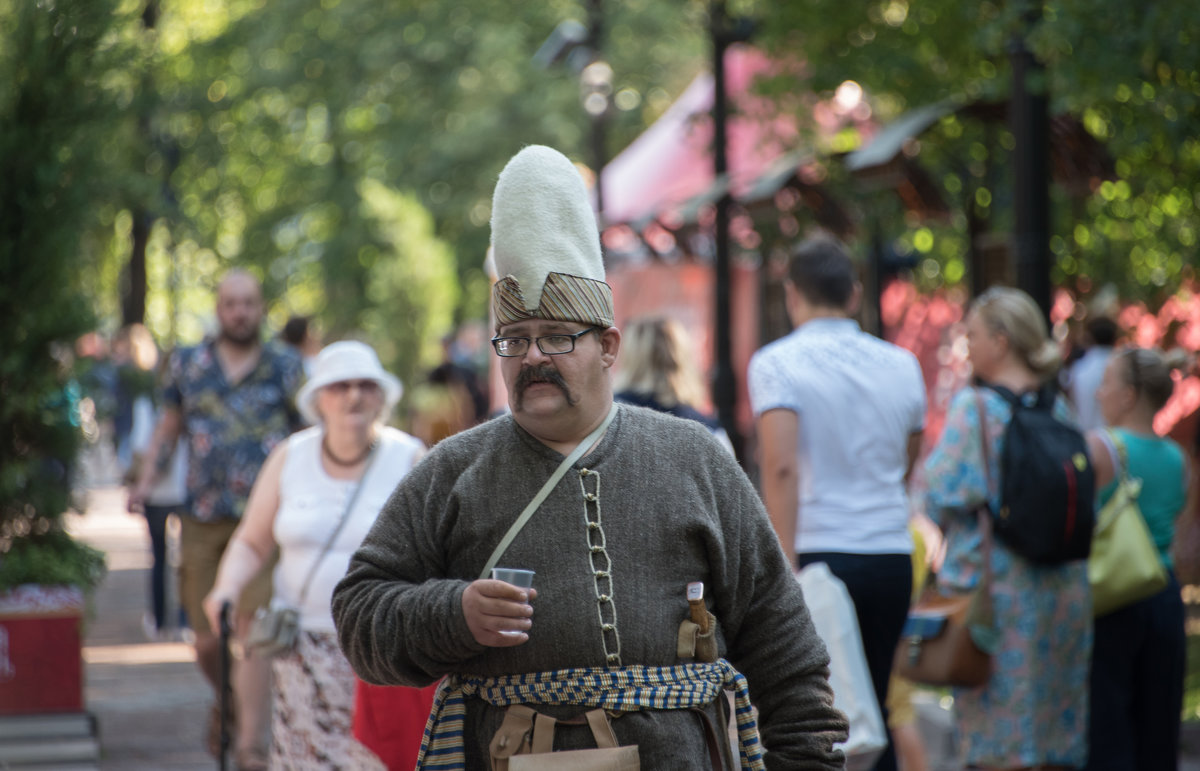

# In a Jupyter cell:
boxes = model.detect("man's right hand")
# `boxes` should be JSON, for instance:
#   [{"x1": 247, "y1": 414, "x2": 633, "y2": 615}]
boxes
[
  {"x1": 461, "y1": 579, "x2": 537, "y2": 647},
  {"x1": 126, "y1": 483, "x2": 148, "y2": 514}
]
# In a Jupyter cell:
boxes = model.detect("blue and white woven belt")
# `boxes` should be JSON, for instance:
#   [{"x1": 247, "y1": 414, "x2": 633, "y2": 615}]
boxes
[{"x1": 415, "y1": 659, "x2": 765, "y2": 770}]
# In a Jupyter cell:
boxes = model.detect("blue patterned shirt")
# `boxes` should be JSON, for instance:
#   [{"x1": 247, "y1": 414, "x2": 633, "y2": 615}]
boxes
[{"x1": 163, "y1": 339, "x2": 304, "y2": 522}]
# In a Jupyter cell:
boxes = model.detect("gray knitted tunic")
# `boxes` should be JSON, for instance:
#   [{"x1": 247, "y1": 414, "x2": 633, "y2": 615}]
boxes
[{"x1": 333, "y1": 404, "x2": 848, "y2": 769}]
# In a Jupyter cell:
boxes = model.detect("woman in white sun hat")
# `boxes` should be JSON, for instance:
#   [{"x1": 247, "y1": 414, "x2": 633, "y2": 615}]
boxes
[{"x1": 203, "y1": 340, "x2": 425, "y2": 770}]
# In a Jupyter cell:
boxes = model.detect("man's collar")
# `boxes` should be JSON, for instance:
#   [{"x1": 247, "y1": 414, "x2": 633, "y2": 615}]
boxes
[{"x1": 796, "y1": 316, "x2": 860, "y2": 333}]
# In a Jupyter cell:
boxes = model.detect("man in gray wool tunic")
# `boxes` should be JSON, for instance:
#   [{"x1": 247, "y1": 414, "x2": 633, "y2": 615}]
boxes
[{"x1": 332, "y1": 145, "x2": 848, "y2": 770}]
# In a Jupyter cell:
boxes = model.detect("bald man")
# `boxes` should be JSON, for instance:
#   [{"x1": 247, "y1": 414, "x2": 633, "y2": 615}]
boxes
[{"x1": 130, "y1": 270, "x2": 304, "y2": 770}]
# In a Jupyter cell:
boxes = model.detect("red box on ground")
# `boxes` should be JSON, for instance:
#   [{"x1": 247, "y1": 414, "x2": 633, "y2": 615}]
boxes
[{"x1": 0, "y1": 586, "x2": 85, "y2": 715}]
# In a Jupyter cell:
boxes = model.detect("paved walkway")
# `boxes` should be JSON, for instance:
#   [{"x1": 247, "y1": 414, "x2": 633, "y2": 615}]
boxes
[
  {"x1": 67, "y1": 476, "x2": 1200, "y2": 770},
  {"x1": 68, "y1": 485, "x2": 214, "y2": 770}
]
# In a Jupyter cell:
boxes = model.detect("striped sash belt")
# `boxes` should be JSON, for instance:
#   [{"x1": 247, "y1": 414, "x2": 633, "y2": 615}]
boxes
[{"x1": 416, "y1": 659, "x2": 765, "y2": 770}]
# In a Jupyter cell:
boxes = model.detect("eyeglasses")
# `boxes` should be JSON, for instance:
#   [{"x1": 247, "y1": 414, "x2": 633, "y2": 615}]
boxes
[
  {"x1": 491, "y1": 327, "x2": 598, "y2": 357},
  {"x1": 324, "y1": 379, "x2": 381, "y2": 395}
]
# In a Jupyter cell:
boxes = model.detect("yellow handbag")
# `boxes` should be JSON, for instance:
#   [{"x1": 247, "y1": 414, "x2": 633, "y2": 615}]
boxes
[{"x1": 1088, "y1": 431, "x2": 1168, "y2": 617}]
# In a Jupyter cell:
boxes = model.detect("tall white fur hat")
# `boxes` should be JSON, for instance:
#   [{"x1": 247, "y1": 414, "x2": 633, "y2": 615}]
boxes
[{"x1": 490, "y1": 145, "x2": 614, "y2": 331}]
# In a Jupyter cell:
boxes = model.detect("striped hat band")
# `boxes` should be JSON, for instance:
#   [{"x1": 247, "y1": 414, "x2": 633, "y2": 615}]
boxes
[{"x1": 493, "y1": 272, "x2": 614, "y2": 330}]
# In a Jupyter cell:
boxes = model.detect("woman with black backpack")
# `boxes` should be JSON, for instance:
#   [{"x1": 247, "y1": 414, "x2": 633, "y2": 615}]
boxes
[{"x1": 922, "y1": 287, "x2": 1091, "y2": 770}]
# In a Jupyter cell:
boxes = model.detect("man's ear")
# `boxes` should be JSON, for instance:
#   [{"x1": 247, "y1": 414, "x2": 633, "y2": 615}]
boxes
[
  {"x1": 599, "y1": 326, "x2": 621, "y2": 368},
  {"x1": 846, "y1": 281, "x2": 863, "y2": 316},
  {"x1": 784, "y1": 281, "x2": 807, "y2": 328}
]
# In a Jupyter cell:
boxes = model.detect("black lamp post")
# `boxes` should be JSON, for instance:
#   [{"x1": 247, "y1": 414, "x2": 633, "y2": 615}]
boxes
[
  {"x1": 534, "y1": 4, "x2": 610, "y2": 235},
  {"x1": 584, "y1": 0, "x2": 608, "y2": 223},
  {"x1": 1009, "y1": 2, "x2": 1052, "y2": 319},
  {"x1": 710, "y1": 2, "x2": 753, "y2": 462},
  {"x1": 580, "y1": 59, "x2": 611, "y2": 226}
]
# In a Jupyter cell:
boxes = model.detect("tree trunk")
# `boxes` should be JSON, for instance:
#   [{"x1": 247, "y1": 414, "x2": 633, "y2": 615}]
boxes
[{"x1": 121, "y1": 210, "x2": 148, "y2": 326}]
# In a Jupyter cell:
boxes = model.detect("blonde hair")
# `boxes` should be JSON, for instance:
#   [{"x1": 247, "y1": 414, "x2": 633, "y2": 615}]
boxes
[
  {"x1": 614, "y1": 317, "x2": 707, "y2": 409},
  {"x1": 971, "y1": 286, "x2": 1061, "y2": 381}
]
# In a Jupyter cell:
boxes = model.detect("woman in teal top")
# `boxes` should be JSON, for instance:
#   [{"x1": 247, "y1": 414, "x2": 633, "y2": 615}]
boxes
[
  {"x1": 1084, "y1": 347, "x2": 1191, "y2": 771},
  {"x1": 1097, "y1": 430, "x2": 1187, "y2": 566}
]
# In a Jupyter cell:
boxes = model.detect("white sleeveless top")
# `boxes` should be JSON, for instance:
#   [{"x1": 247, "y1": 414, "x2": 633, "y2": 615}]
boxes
[{"x1": 273, "y1": 425, "x2": 424, "y2": 633}]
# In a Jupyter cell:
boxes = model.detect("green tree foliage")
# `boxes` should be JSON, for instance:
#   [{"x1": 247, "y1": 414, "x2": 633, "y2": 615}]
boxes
[
  {"x1": 357, "y1": 180, "x2": 460, "y2": 386},
  {"x1": 750, "y1": 0, "x2": 1200, "y2": 307},
  {"x1": 131, "y1": 0, "x2": 709, "y2": 388},
  {"x1": 0, "y1": 0, "x2": 134, "y2": 588}
]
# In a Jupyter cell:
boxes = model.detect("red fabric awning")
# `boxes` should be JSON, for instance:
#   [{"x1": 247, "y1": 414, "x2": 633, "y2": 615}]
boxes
[{"x1": 599, "y1": 45, "x2": 801, "y2": 227}]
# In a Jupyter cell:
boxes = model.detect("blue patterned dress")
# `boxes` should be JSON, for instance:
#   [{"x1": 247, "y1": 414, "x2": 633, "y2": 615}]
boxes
[{"x1": 923, "y1": 386, "x2": 1092, "y2": 768}]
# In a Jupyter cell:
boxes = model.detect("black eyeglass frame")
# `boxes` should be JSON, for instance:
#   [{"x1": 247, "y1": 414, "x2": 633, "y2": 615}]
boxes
[{"x1": 490, "y1": 327, "x2": 598, "y2": 357}]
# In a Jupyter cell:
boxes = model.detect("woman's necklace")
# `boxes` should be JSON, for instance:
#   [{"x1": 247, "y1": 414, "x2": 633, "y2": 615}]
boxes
[{"x1": 321, "y1": 434, "x2": 377, "y2": 467}]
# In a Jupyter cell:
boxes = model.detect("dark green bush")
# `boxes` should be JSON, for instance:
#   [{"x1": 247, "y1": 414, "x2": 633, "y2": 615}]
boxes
[
  {"x1": 0, "y1": 530, "x2": 107, "y2": 593},
  {"x1": 0, "y1": 0, "x2": 136, "y2": 591}
]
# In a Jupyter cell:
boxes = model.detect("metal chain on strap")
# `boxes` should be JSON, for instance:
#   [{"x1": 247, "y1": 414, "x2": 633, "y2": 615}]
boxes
[{"x1": 578, "y1": 467, "x2": 622, "y2": 667}]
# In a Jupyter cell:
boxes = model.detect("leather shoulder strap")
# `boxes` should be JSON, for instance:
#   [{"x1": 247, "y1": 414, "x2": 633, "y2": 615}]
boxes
[
  {"x1": 531, "y1": 712, "x2": 558, "y2": 754},
  {"x1": 973, "y1": 390, "x2": 995, "y2": 587},
  {"x1": 584, "y1": 709, "x2": 619, "y2": 749},
  {"x1": 983, "y1": 382, "x2": 1019, "y2": 407}
]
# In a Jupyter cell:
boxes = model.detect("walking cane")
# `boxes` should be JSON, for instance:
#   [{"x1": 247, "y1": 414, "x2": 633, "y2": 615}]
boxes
[{"x1": 218, "y1": 601, "x2": 233, "y2": 771}]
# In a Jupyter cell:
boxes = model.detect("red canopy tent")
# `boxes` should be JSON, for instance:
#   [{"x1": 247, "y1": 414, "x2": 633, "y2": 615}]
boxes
[
  {"x1": 599, "y1": 44, "x2": 810, "y2": 230},
  {"x1": 595, "y1": 45, "x2": 870, "y2": 435}
]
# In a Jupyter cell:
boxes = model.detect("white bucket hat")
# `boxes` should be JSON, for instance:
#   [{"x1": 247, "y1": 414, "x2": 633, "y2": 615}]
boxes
[{"x1": 296, "y1": 341, "x2": 402, "y2": 425}]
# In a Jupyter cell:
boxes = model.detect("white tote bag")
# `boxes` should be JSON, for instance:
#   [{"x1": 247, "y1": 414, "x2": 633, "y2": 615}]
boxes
[{"x1": 796, "y1": 562, "x2": 888, "y2": 771}]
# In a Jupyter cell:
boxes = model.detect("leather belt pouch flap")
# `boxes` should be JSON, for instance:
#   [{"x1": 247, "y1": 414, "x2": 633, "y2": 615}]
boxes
[
  {"x1": 508, "y1": 709, "x2": 639, "y2": 771},
  {"x1": 490, "y1": 705, "x2": 535, "y2": 771}
]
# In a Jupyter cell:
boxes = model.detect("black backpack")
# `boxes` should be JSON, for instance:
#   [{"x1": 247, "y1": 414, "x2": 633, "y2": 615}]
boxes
[{"x1": 985, "y1": 383, "x2": 1095, "y2": 564}]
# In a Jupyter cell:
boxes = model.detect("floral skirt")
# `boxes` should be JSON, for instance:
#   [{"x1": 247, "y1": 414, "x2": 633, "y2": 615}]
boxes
[
  {"x1": 270, "y1": 630, "x2": 385, "y2": 771},
  {"x1": 951, "y1": 558, "x2": 1091, "y2": 768}
]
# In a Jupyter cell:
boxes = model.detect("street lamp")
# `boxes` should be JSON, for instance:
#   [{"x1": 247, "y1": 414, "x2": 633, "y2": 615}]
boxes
[
  {"x1": 580, "y1": 59, "x2": 612, "y2": 222},
  {"x1": 710, "y1": 1, "x2": 754, "y2": 462},
  {"x1": 534, "y1": 4, "x2": 610, "y2": 226},
  {"x1": 1009, "y1": 1, "x2": 1052, "y2": 320}
]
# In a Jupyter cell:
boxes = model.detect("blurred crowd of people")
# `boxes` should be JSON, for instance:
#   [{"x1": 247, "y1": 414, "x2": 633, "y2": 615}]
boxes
[
  {"x1": 748, "y1": 235, "x2": 1197, "y2": 771},
  {"x1": 73, "y1": 273, "x2": 489, "y2": 770},
  {"x1": 66, "y1": 226, "x2": 1199, "y2": 771}
]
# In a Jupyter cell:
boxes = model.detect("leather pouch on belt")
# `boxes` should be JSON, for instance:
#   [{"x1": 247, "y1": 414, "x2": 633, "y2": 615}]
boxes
[
  {"x1": 490, "y1": 705, "x2": 639, "y2": 771},
  {"x1": 490, "y1": 705, "x2": 535, "y2": 771},
  {"x1": 676, "y1": 611, "x2": 718, "y2": 663}
]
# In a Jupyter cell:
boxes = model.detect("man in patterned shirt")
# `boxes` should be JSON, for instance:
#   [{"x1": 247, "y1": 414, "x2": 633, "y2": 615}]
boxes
[{"x1": 130, "y1": 270, "x2": 304, "y2": 770}]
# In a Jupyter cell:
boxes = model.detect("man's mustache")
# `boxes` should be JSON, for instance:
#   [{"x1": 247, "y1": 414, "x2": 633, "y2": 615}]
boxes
[{"x1": 514, "y1": 365, "x2": 577, "y2": 408}]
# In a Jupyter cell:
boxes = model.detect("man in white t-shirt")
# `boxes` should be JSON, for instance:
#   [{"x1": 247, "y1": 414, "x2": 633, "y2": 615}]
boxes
[
  {"x1": 1065, "y1": 315, "x2": 1118, "y2": 432},
  {"x1": 748, "y1": 234, "x2": 926, "y2": 771}
]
